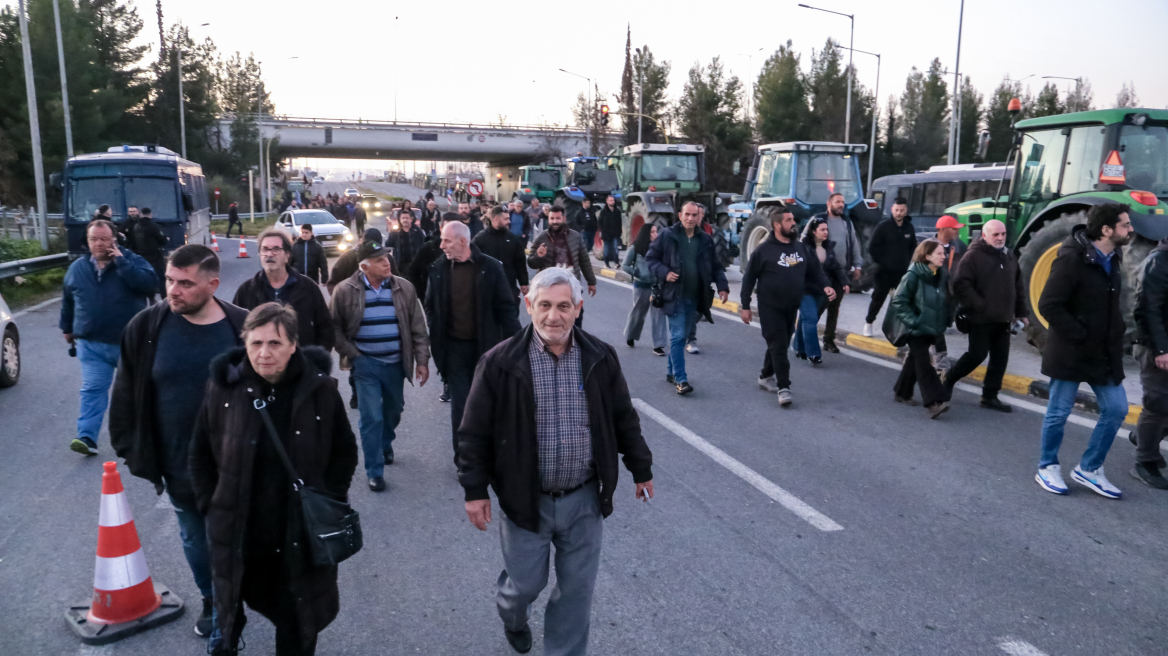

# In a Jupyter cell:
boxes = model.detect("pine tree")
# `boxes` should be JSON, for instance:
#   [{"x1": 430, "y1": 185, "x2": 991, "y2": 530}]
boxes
[
  {"x1": 753, "y1": 40, "x2": 809, "y2": 143},
  {"x1": 983, "y1": 77, "x2": 1031, "y2": 163},
  {"x1": 806, "y1": 38, "x2": 847, "y2": 142},
  {"x1": 1064, "y1": 78, "x2": 1093, "y2": 113},
  {"x1": 897, "y1": 58, "x2": 949, "y2": 172},
  {"x1": 1114, "y1": 81, "x2": 1140, "y2": 108},
  {"x1": 956, "y1": 75, "x2": 984, "y2": 163},
  {"x1": 620, "y1": 26, "x2": 636, "y2": 145},
  {"x1": 675, "y1": 57, "x2": 751, "y2": 191},
  {"x1": 631, "y1": 46, "x2": 670, "y2": 144},
  {"x1": 1032, "y1": 82, "x2": 1063, "y2": 118}
]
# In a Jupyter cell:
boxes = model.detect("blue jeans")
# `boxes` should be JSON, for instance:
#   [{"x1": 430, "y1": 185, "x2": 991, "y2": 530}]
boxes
[
  {"x1": 791, "y1": 294, "x2": 825, "y2": 359},
  {"x1": 76, "y1": 339, "x2": 120, "y2": 441},
  {"x1": 169, "y1": 492, "x2": 214, "y2": 600},
  {"x1": 581, "y1": 230, "x2": 596, "y2": 254},
  {"x1": 1040, "y1": 379, "x2": 1128, "y2": 471},
  {"x1": 667, "y1": 298, "x2": 698, "y2": 384},
  {"x1": 602, "y1": 238, "x2": 620, "y2": 264},
  {"x1": 352, "y1": 355, "x2": 406, "y2": 479}
]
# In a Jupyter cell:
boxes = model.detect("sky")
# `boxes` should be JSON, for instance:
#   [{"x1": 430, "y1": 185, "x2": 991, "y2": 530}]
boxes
[{"x1": 113, "y1": 0, "x2": 1168, "y2": 173}]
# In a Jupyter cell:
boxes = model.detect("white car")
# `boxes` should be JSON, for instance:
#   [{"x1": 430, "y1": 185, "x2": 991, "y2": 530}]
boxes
[
  {"x1": 0, "y1": 291, "x2": 20, "y2": 387},
  {"x1": 344, "y1": 188, "x2": 360, "y2": 198},
  {"x1": 276, "y1": 209, "x2": 355, "y2": 252},
  {"x1": 313, "y1": 177, "x2": 325, "y2": 184}
]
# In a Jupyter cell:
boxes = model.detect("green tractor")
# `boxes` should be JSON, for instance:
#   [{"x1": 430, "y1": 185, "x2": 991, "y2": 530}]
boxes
[
  {"x1": 608, "y1": 143, "x2": 735, "y2": 259},
  {"x1": 512, "y1": 165, "x2": 565, "y2": 205},
  {"x1": 942, "y1": 107, "x2": 1168, "y2": 349}
]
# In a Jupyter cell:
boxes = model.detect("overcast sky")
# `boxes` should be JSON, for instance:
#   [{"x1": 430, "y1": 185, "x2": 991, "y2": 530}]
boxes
[{"x1": 140, "y1": 0, "x2": 1167, "y2": 172}]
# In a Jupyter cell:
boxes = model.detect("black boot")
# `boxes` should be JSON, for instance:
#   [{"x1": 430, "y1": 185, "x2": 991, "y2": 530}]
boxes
[{"x1": 505, "y1": 624, "x2": 533, "y2": 653}]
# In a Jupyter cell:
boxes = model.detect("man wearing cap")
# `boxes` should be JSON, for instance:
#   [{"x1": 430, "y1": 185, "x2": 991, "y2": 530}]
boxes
[
  {"x1": 328, "y1": 228, "x2": 385, "y2": 409},
  {"x1": 331, "y1": 239, "x2": 430, "y2": 492},
  {"x1": 943, "y1": 219, "x2": 1026, "y2": 412},
  {"x1": 863, "y1": 197, "x2": 917, "y2": 337}
]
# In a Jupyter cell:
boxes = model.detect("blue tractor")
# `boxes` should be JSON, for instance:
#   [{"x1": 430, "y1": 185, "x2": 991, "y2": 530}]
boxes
[{"x1": 552, "y1": 156, "x2": 621, "y2": 233}]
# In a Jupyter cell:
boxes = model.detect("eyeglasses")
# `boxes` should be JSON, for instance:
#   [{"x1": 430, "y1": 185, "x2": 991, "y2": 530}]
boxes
[{"x1": 260, "y1": 247, "x2": 286, "y2": 255}]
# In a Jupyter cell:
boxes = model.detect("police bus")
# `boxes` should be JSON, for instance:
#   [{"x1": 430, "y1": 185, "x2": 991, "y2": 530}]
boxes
[
  {"x1": 869, "y1": 163, "x2": 1012, "y2": 237},
  {"x1": 56, "y1": 144, "x2": 212, "y2": 255}
]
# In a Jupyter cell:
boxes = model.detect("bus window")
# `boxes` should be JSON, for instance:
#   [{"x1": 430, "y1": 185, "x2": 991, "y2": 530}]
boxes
[
  {"x1": 910, "y1": 184, "x2": 924, "y2": 214},
  {"x1": 123, "y1": 177, "x2": 179, "y2": 219},
  {"x1": 872, "y1": 190, "x2": 885, "y2": 211},
  {"x1": 69, "y1": 177, "x2": 124, "y2": 222}
]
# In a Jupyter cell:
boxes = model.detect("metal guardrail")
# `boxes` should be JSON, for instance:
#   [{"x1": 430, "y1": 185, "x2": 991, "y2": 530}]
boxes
[{"x1": 0, "y1": 253, "x2": 71, "y2": 280}]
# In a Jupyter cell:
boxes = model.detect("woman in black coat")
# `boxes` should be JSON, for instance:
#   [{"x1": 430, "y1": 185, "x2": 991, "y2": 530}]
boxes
[
  {"x1": 190, "y1": 303, "x2": 358, "y2": 656},
  {"x1": 793, "y1": 217, "x2": 850, "y2": 362}
]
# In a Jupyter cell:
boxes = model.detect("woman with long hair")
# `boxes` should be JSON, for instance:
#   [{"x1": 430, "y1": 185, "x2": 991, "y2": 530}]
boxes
[
  {"x1": 622, "y1": 224, "x2": 667, "y2": 356},
  {"x1": 883, "y1": 239, "x2": 953, "y2": 418},
  {"x1": 793, "y1": 217, "x2": 850, "y2": 363}
]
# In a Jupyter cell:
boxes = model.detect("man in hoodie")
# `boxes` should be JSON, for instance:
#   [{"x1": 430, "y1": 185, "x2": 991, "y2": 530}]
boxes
[
  {"x1": 739, "y1": 208, "x2": 833, "y2": 407},
  {"x1": 473, "y1": 205, "x2": 530, "y2": 312},
  {"x1": 863, "y1": 197, "x2": 916, "y2": 337},
  {"x1": 942, "y1": 219, "x2": 1026, "y2": 412}
]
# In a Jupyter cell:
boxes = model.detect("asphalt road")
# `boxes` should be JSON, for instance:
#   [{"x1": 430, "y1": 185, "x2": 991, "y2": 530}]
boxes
[{"x1": 0, "y1": 243, "x2": 1165, "y2": 655}]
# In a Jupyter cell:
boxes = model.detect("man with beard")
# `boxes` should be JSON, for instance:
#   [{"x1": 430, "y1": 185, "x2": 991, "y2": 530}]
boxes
[
  {"x1": 527, "y1": 206, "x2": 596, "y2": 327},
  {"x1": 473, "y1": 205, "x2": 530, "y2": 313},
  {"x1": 739, "y1": 208, "x2": 833, "y2": 407},
  {"x1": 812, "y1": 192, "x2": 864, "y2": 353},
  {"x1": 458, "y1": 201, "x2": 484, "y2": 237},
  {"x1": 109, "y1": 245, "x2": 249, "y2": 640}
]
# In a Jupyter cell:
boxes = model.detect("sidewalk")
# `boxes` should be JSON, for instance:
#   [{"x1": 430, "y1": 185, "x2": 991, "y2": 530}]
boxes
[{"x1": 594, "y1": 251, "x2": 1145, "y2": 425}]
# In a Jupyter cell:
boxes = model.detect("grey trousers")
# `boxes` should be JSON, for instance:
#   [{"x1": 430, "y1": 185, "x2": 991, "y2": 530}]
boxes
[
  {"x1": 623, "y1": 286, "x2": 668, "y2": 349},
  {"x1": 1134, "y1": 345, "x2": 1168, "y2": 466},
  {"x1": 497, "y1": 481, "x2": 604, "y2": 656}
]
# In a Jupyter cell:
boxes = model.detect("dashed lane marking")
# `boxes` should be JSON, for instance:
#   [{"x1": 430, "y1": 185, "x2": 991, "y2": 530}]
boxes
[
  {"x1": 997, "y1": 637, "x2": 1051, "y2": 656},
  {"x1": 632, "y1": 398, "x2": 844, "y2": 532}
]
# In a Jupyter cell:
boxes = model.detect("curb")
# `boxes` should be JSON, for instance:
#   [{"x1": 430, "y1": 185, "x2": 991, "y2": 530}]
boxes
[
  {"x1": 831, "y1": 328, "x2": 1143, "y2": 426},
  {"x1": 599, "y1": 268, "x2": 631, "y2": 283}
]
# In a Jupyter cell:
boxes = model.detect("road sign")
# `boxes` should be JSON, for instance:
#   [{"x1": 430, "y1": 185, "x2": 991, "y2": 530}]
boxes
[
  {"x1": 214, "y1": 187, "x2": 220, "y2": 198},
  {"x1": 467, "y1": 180, "x2": 484, "y2": 197}
]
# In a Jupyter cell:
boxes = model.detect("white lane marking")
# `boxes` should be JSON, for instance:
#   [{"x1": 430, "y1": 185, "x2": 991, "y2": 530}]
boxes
[
  {"x1": 601, "y1": 276, "x2": 1158, "y2": 452},
  {"x1": 633, "y1": 398, "x2": 844, "y2": 532},
  {"x1": 76, "y1": 645, "x2": 114, "y2": 656},
  {"x1": 10, "y1": 295, "x2": 62, "y2": 319},
  {"x1": 997, "y1": 637, "x2": 1051, "y2": 656}
]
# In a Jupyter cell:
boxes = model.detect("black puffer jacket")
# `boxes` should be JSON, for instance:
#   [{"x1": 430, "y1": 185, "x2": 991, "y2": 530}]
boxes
[
  {"x1": 1135, "y1": 239, "x2": 1168, "y2": 355},
  {"x1": 1038, "y1": 226, "x2": 1125, "y2": 385},
  {"x1": 472, "y1": 225, "x2": 530, "y2": 296},
  {"x1": 952, "y1": 238, "x2": 1026, "y2": 324}
]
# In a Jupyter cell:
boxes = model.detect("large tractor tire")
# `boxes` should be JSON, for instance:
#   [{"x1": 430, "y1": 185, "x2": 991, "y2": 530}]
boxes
[
  {"x1": 1018, "y1": 213, "x2": 1083, "y2": 351},
  {"x1": 712, "y1": 212, "x2": 736, "y2": 269},
  {"x1": 739, "y1": 206, "x2": 778, "y2": 274}
]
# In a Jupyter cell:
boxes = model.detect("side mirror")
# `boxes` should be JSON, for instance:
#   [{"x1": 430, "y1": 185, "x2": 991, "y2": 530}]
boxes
[
  {"x1": 182, "y1": 193, "x2": 195, "y2": 211},
  {"x1": 50, "y1": 172, "x2": 63, "y2": 189},
  {"x1": 976, "y1": 130, "x2": 991, "y2": 160}
]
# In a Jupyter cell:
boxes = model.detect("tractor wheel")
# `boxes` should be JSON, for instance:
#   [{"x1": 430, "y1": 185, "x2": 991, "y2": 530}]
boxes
[
  {"x1": 739, "y1": 207, "x2": 777, "y2": 274},
  {"x1": 1018, "y1": 212, "x2": 1085, "y2": 350},
  {"x1": 624, "y1": 200, "x2": 652, "y2": 249},
  {"x1": 712, "y1": 213, "x2": 736, "y2": 269}
]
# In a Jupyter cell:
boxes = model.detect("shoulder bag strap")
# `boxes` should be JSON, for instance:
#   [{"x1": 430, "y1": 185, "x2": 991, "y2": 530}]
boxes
[{"x1": 252, "y1": 398, "x2": 305, "y2": 491}]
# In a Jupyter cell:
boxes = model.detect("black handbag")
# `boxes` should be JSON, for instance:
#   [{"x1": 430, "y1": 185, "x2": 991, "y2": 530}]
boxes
[
  {"x1": 649, "y1": 282, "x2": 665, "y2": 308},
  {"x1": 253, "y1": 398, "x2": 363, "y2": 566}
]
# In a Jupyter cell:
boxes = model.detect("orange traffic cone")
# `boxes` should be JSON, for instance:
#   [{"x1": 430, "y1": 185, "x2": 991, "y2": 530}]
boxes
[
  {"x1": 237, "y1": 238, "x2": 249, "y2": 258},
  {"x1": 210, "y1": 231, "x2": 220, "y2": 252},
  {"x1": 64, "y1": 462, "x2": 184, "y2": 644}
]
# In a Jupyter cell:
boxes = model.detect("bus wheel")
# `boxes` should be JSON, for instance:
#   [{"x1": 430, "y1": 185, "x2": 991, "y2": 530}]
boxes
[
  {"x1": 739, "y1": 207, "x2": 777, "y2": 274},
  {"x1": 1018, "y1": 212, "x2": 1085, "y2": 351}
]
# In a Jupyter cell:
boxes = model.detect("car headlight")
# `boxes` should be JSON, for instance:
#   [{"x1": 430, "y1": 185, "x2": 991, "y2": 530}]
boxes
[
  {"x1": 337, "y1": 242, "x2": 348, "y2": 250},
  {"x1": 344, "y1": 231, "x2": 354, "y2": 241}
]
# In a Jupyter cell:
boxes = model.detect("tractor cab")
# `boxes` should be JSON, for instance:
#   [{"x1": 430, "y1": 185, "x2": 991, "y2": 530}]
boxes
[
  {"x1": 554, "y1": 157, "x2": 621, "y2": 228},
  {"x1": 513, "y1": 165, "x2": 565, "y2": 204}
]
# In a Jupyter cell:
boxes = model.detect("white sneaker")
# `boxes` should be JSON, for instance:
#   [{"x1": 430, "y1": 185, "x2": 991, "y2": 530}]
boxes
[
  {"x1": 862, "y1": 323, "x2": 874, "y2": 337},
  {"x1": 686, "y1": 342, "x2": 700, "y2": 354},
  {"x1": 777, "y1": 388, "x2": 793, "y2": 407},
  {"x1": 1035, "y1": 464, "x2": 1069, "y2": 495},
  {"x1": 758, "y1": 375, "x2": 779, "y2": 393},
  {"x1": 1071, "y1": 465, "x2": 1122, "y2": 499}
]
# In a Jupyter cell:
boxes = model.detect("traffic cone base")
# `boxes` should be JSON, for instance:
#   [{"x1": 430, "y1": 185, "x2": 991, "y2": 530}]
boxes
[
  {"x1": 237, "y1": 239, "x2": 249, "y2": 258},
  {"x1": 66, "y1": 582, "x2": 184, "y2": 646},
  {"x1": 65, "y1": 462, "x2": 185, "y2": 644}
]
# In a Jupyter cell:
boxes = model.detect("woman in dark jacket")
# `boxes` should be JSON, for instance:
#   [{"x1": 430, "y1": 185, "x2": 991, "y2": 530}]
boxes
[
  {"x1": 883, "y1": 239, "x2": 952, "y2": 418},
  {"x1": 622, "y1": 224, "x2": 667, "y2": 355},
  {"x1": 190, "y1": 303, "x2": 358, "y2": 656},
  {"x1": 793, "y1": 217, "x2": 850, "y2": 362}
]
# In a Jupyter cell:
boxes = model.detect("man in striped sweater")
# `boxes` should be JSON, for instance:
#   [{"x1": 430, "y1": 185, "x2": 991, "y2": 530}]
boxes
[{"x1": 331, "y1": 240, "x2": 430, "y2": 492}]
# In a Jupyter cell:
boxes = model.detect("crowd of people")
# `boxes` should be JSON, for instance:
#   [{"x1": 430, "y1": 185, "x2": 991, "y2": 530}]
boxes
[{"x1": 54, "y1": 184, "x2": 1161, "y2": 655}]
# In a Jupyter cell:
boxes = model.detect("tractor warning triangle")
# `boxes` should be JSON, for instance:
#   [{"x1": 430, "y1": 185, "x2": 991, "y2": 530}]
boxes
[{"x1": 1100, "y1": 150, "x2": 1125, "y2": 184}]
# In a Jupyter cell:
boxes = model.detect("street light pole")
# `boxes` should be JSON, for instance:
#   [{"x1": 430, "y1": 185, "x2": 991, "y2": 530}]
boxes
[
  {"x1": 560, "y1": 68, "x2": 592, "y2": 154},
  {"x1": 178, "y1": 43, "x2": 185, "y2": 159},
  {"x1": 947, "y1": 0, "x2": 965, "y2": 165},
  {"x1": 18, "y1": 0, "x2": 49, "y2": 249},
  {"x1": 799, "y1": 4, "x2": 854, "y2": 144},
  {"x1": 840, "y1": 46, "x2": 881, "y2": 193},
  {"x1": 51, "y1": 0, "x2": 73, "y2": 157},
  {"x1": 256, "y1": 78, "x2": 265, "y2": 214}
]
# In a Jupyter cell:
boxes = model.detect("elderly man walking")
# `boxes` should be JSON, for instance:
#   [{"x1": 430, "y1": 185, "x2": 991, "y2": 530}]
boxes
[
  {"x1": 459, "y1": 267, "x2": 654, "y2": 656},
  {"x1": 942, "y1": 219, "x2": 1026, "y2": 412},
  {"x1": 331, "y1": 240, "x2": 430, "y2": 492},
  {"x1": 61, "y1": 219, "x2": 158, "y2": 455},
  {"x1": 427, "y1": 221, "x2": 521, "y2": 465}
]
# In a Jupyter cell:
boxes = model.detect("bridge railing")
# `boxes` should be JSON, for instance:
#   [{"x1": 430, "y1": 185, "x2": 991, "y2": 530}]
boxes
[{"x1": 219, "y1": 113, "x2": 619, "y2": 135}]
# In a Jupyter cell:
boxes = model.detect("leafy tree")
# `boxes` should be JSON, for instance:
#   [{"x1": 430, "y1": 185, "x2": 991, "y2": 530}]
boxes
[
  {"x1": 896, "y1": 58, "x2": 949, "y2": 172},
  {"x1": 1032, "y1": 82, "x2": 1064, "y2": 118},
  {"x1": 675, "y1": 57, "x2": 751, "y2": 191},
  {"x1": 1115, "y1": 81, "x2": 1140, "y2": 108},
  {"x1": 753, "y1": 40, "x2": 809, "y2": 143},
  {"x1": 956, "y1": 75, "x2": 984, "y2": 163}
]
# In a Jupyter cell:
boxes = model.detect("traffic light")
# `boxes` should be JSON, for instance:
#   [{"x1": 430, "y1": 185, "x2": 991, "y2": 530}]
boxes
[
  {"x1": 496, "y1": 172, "x2": 502, "y2": 188},
  {"x1": 600, "y1": 104, "x2": 610, "y2": 127}
]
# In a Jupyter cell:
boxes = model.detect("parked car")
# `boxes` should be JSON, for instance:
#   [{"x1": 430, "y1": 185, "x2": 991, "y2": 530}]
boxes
[
  {"x1": 274, "y1": 209, "x2": 355, "y2": 252},
  {"x1": 0, "y1": 291, "x2": 20, "y2": 387},
  {"x1": 344, "y1": 188, "x2": 360, "y2": 198}
]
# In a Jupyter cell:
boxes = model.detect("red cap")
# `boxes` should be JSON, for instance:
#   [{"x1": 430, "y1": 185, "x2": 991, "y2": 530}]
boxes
[{"x1": 936, "y1": 215, "x2": 965, "y2": 229}]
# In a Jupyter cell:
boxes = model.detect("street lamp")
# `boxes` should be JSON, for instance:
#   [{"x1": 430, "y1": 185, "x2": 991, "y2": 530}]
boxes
[
  {"x1": 737, "y1": 47, "x2": 764, "y2": 120},
  {"x1": 947, "y1": 0, "x2": 965, "y2": 165},
  {"x1": 17, "y1": 0, "x2": 48, "y2": 249},
  {"x1": 177, "y1": 22, "x2": 210, "y2": 159},
  {"x1": 1042, "y1": 75, "x2": 1084, "y2": 112},
  {"x1": 799, "y1": 3, "x2": 854, "y2": 144},
  {"x1": 839, "y1": 46, "x2": 881, "y2": 193},
  {"x1": 51, "y1": 0, "x2": 73, "y2": 157},
  {"x1": 559, "y1": 68, "x2": 592, "y2": 153}
]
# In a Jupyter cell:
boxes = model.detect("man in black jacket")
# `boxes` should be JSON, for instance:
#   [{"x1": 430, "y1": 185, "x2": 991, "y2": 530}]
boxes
[
  {"x1": 354, "y1": 201, "x2": 367, "y2": 235},
  {"x1": 225, "y1": 202, "x2": 243, "y2": 237},
  {"x1": 739, "y1": 208, "x2": 833, "y2": 407},
  {"x1": 233, "y1": 228, "x2": 335, "y2": 350},
  {"x1": 420, "y1": 199, "x2": 442, "y2": 235},
  {"x1": 942, "y1": 219, "x2": 1026, "y2": 412},
  {"x1": 426, "y1": 221, "x2": 521, "y2": 461},
  {"x1": 598, "y1": 195, "x2": 623, "y2": 268},
  {"x1": 386, "y1": 211, "x2": 425, "y2": 276},
  {"x1": 290, "y1": 224, "x2": 329, "y2": 283},
  {"x1": 1132, "y1": 235, "x2": 1168, "y2": 489},
  {"x1": 646, "y1": 202, "x2": 729, "y2": 395},
  {"x1": 1035, "y1": 204, "x2": 1132, "y2": 499},
  {"x1": 459, "y1": 267, "x2": 653, "y2": 656},
  {"x1": 472, "y1": 205, "x2": 529, "y2": 313},
  {"x1": 864, "y1": 197, "x2": 916, "y2": 336},
  {"x1": 132, "y1": 207, "x2": 169, "y2": 295},
  {"x1": 109, "y1": 244, "x2": 248, "y2": 638}
]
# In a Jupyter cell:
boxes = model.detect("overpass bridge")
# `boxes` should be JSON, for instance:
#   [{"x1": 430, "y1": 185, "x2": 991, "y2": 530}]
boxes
[{"x1": 215, "y1": 114, "x2": 618, "y2": 166}]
